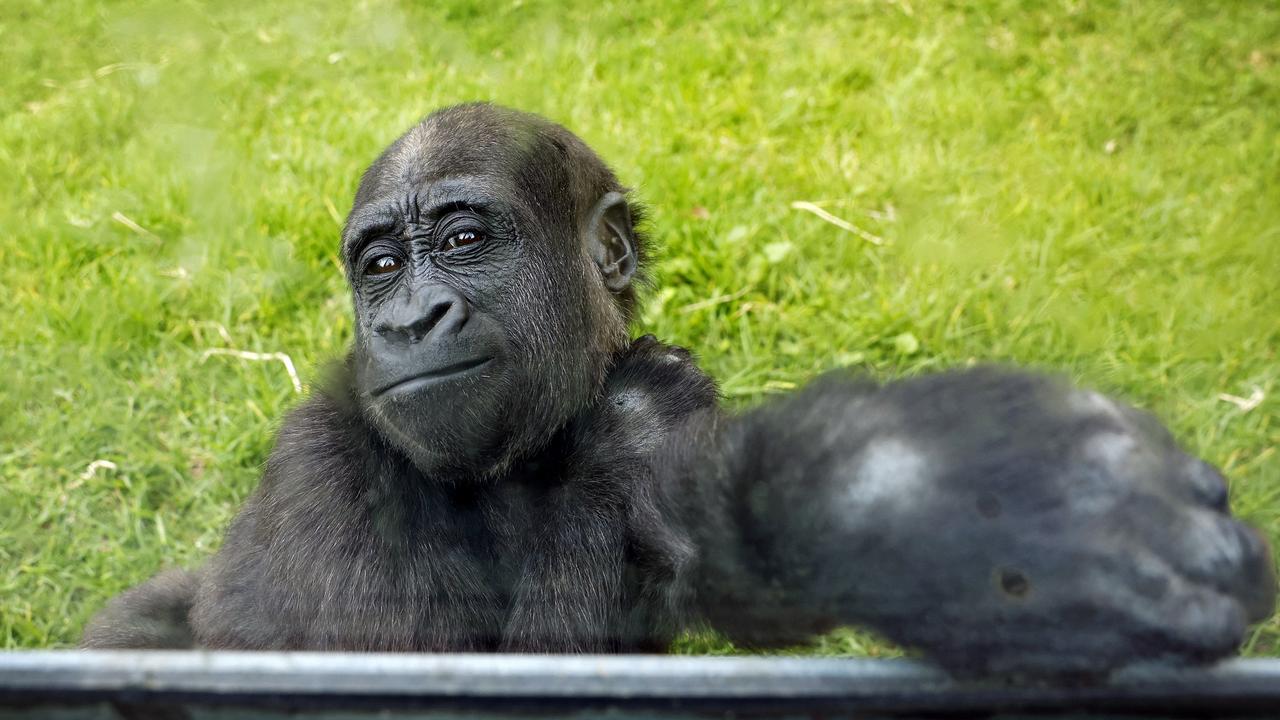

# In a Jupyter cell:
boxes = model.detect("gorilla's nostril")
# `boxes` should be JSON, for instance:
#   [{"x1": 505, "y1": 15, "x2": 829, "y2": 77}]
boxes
[
  {"x1": 410, "y1": 300, "x2": 455, "y2": 340},
  {"x1": 380, "y1": 288, "x2": 471, "y2": 343}
]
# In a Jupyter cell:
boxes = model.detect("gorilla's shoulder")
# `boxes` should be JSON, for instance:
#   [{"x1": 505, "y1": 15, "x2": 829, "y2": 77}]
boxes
[{"x1": 259, "y1": 379, "x2": 392, "y2": 496}]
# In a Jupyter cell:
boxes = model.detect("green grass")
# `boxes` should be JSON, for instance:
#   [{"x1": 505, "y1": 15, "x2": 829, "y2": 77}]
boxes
[{"x1": 1, "y1": 0, "x2": 1277, "y2": 655}]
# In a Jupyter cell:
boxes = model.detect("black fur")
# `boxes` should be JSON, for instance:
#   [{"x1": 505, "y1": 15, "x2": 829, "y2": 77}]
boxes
[{"x1": 83, "y1": 104, "x2": 1275, "y2": 678}]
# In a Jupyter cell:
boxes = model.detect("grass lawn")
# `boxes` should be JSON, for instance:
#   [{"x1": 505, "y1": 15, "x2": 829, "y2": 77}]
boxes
[{"x1": 2, "y1": 0, "x2": 1277, "y2": 655}]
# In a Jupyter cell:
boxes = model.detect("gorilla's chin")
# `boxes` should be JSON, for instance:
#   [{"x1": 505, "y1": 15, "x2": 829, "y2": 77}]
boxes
[{"x1": 360, "y1": 364, "x2": 514, "y2": 477}]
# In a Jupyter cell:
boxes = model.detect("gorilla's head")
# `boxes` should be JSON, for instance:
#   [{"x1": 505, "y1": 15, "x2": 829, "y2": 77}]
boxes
[{"x1": 340, "y1": 104, "x2": 645, "y2": 475}]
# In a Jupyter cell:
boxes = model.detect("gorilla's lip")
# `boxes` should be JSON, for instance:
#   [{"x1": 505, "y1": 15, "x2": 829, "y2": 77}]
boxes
[{"x1": 373, "y1": 356, "x2": 494, "y2": 397}]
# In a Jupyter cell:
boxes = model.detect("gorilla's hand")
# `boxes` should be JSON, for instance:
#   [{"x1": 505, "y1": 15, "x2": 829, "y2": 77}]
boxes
[
  {"x1": 705, "y1": 368, "x2": 1276, "y2": 678},
  {"x1": 591, "y1": 335, "x2": 719, "y2": 445},
  {"x1": 829, "y1": 370, "x2": 1276, "y2": 678}
]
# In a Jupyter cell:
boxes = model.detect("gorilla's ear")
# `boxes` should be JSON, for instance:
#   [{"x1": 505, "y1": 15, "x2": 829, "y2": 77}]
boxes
[{"x1": 586, "y1": 192, "x2": 637, "y2": 293}]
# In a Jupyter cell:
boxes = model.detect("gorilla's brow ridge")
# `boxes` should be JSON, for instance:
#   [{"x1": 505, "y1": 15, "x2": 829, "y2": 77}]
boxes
[{"x1": 342, "y1": 181, "x2": 502, "y2": 258}]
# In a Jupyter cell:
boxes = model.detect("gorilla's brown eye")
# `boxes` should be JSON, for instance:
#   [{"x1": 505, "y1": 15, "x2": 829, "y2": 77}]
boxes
[
  {"x1": 445, "y1": 230, "x2": 484, "y2": 251},
  {"x1": 366, "y1": 255, "x2": 403, "y2": 275}
]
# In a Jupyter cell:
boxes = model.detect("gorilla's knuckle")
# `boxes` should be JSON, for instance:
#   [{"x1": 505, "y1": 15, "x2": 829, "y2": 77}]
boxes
[
  {"x1": 1238, "y1": 524, "x2": 1274, "y2": 574},
  {"x1": 1183, "y1": 458, "x2": 1230, "y2": 511},
  {"x1": 1067, "y1": 389, "x2": 1130, "y2": 426},
  {"x1": 1186, "y1": 511, "x2": 1248, "y2": 574},
  {"x1": 608, "y1": 342, "x2": 715, "y2": 416},
  {"x1": 1231, "y1": 524, "x2": 1277, "y2": 622},
  {"x1": 663, "y1": 345, "x2": 694, "y2": 362},
  {"x1": 1167, "y1": 593, "x2": 1247, "y2": 657},
  {"x1": 628, "y1": 334, "x2": 662, "y2": 353}
]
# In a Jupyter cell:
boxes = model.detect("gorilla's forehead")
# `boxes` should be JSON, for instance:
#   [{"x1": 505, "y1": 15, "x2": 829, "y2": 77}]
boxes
[
  {"x1": 340, "y1": 104, "x2": 626, "y2": 267},
  {"x1": 368, "y1": 135, "x2": 536, "y2": 194},
  {"x1": 358, "y1": 107, "x2": 565, "y2": 197},
  {"x1": 343, "y1": 114, "x2": 579, "y2": 249}
]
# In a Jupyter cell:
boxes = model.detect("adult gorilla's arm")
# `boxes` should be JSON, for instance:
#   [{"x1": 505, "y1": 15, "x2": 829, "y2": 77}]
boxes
[
  {"x1": 504, "y1": 337, "x2": 721, "y2": 652},
  {"x1": 655, "y1": 368, "x2": 1276, "y2": 678},
  {"x1": 80, "y1": 569, "x2": 199, "y2": 649}
]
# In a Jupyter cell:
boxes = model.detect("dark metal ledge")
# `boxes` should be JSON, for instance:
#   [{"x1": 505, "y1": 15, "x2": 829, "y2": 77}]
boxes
[{"x1": 2, "y1": 651, "x2": 1279, "y2": 718}]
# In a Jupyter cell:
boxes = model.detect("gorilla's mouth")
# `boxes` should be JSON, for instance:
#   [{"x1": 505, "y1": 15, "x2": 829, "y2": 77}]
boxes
[{"x1": 373, "y1": 357, "x2": 494, "y2": 398}]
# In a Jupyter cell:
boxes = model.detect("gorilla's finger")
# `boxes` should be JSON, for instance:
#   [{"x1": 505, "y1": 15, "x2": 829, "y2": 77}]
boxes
[
  {"x1": 1135, "y1": 503, "x2": 1276, "y2": 625},
  {"x1": 1086, "y1": 548, "x2": 1247, "y2": 660},
  {"x1": 1181, "y1": 457, "x2": 1230, "y2": 512}
]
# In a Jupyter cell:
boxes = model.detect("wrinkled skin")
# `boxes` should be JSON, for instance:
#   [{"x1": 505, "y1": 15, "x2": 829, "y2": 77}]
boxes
[{"x1": 83, "y1": 103, "x2": 1275, "y2": 680}]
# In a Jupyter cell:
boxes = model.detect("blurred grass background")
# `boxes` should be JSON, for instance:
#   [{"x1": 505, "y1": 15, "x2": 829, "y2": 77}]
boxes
[{"x1": 1, "y1": 0, "x2": 1277, "y2": 654}]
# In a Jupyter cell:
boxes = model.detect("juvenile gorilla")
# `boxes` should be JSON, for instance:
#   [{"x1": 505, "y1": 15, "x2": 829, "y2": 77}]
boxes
[{"x1": 83, "y1": 104, "x2": 1276, "y2": 678}]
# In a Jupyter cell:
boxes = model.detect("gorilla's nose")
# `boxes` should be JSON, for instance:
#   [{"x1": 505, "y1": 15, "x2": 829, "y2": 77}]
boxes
[{"x1": 376, "y1": 286, "x2": 471, "y2": 344}]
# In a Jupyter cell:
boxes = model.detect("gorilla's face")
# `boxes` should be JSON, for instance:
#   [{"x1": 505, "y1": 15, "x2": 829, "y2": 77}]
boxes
[{"x1": 340, "y1": 107, "x2": 636, "y2": 475}]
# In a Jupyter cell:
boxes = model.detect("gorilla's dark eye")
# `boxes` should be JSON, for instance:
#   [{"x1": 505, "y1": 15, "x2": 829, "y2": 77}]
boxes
[
  {"x1": 365, "y1": 255, "x2": 403, "y2": 275},
  {"x1": 445, "y1": 230, "x2": 484, "y2": 251}
]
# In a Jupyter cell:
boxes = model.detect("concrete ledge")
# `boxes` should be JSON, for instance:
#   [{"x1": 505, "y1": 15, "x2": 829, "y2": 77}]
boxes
[{"x1": 1, "y1": 651, "x2": 1279, "y2": 718}]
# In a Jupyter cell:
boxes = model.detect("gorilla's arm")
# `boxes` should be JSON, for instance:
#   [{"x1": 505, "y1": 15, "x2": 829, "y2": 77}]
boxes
[
  {"x1": 80, "y1": 569, "x2": 199, "y2": 649},
  {"x1": 502, "y1": 337, "x2": 721, "y2": 652},
  {"x1": 654, "y1": 368, "x2": 1276, "y2": 678}
]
